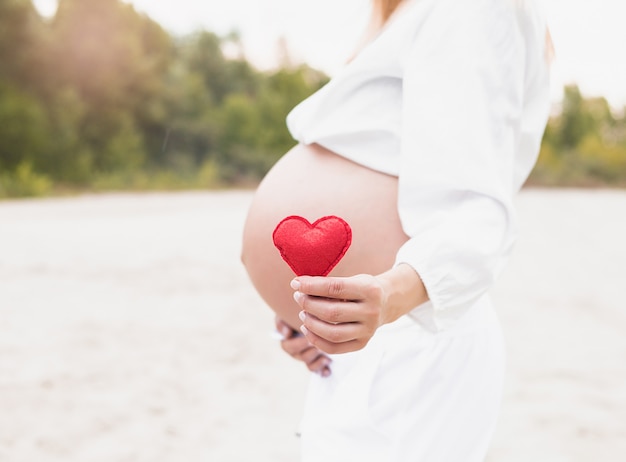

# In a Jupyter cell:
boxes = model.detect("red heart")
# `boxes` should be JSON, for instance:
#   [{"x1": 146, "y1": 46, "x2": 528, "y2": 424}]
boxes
[{"x1": 272, "y1": 215, "x2": 352, "y2": 276}]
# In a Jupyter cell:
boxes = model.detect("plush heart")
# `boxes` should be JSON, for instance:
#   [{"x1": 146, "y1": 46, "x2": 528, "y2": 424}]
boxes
[{"x1": 272, "y1": 215, "x2": 352, "y2": 277}]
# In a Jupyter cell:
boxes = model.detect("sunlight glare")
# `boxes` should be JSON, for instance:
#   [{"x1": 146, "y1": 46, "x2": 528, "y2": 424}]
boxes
[{"x1": 32, "y1": 0, "x2": 58, "y2": 18}]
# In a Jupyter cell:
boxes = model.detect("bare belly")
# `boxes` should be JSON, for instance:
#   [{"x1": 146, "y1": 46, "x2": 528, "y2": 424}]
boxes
[{"x1": 241, "y1": 143, "x2": 408, "y2": 330}]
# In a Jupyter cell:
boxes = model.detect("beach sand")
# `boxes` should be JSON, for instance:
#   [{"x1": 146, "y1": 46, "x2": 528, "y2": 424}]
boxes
[{"x1": 0, "y1": 189, "x2": 624, "y2": 461}]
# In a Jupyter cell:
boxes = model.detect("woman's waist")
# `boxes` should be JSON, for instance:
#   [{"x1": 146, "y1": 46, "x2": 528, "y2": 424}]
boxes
[
  {"x1": 325, "y1": 295, "x2": 503, "y2": 377},
  {"x1": 313, "y1": 138, "x2": 401, "y2": 178},
  {"x1": 373, "y1": 294, "x2": 500, "y2": 344}
]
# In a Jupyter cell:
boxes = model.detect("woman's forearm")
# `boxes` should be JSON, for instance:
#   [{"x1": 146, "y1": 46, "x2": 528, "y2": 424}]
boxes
[
  {"x1": 292, "y1": 263, "x2": 430, "y2": 354},
  {"x1": 376, "y1": 263, "x2": 429, "y2": 325}
]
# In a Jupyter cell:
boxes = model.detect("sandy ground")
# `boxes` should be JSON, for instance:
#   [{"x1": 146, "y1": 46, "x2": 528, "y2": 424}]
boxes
[{"x1": 0, "y1": 189, "x2": 624, "y2": 461}]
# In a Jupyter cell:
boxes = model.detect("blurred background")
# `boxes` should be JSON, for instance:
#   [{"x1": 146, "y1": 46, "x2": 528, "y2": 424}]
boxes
[
  {"x1": 0, "y1": 0, "x2": 625, "y2": 197},
  {"x1": 0, "y1": 0, "x2": 625, "y2": 461}
]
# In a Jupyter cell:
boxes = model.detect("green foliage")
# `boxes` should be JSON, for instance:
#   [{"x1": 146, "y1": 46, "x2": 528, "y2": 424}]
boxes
[
  {"x1": 1, "y1": 1, "x2": 623, "y2": 199},
  {"x1": 0, "y1": 0, "x2": 47, "y2": 91},
  {"x1": 91, "y1": 160, "x2": 220, "y2": 192},
  {"x1": 0, "y1": 162, "x2": 52, "y2": 198},
  {"x1": 0, "y1": 81, "x2": 49, "y2": 172},
  {"x1": 0, "y1": 0, "x2": 327, "y2": 197},
  {"x1": 529, "y1": 85, "x2": 626, "y2": 187}
]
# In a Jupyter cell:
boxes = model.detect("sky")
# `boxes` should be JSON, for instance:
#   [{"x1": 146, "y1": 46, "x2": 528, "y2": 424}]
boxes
[{"x1": 32, "y1": 0, "x2": 626, "y2": 109}]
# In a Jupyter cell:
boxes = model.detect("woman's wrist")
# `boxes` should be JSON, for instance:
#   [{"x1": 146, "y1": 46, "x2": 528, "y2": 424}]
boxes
[{"x1": 376, "y1": 263, "x2": 429, "y2": 325}]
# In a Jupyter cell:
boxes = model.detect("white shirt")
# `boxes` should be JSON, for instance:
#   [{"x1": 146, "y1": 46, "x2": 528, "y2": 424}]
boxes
[{"x1": 286, "y1": 0, "x2": 551, "y2": 331}]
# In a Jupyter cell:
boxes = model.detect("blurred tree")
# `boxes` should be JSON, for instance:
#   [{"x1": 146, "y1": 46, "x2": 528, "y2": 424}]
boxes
[
  {"x1": 213, "y1": 65, "x2": 327, "y2": 182},
  {"x1": 558, "y1": 85, "x2": 596, "y2": 149},
  {"x1": 47, "y1": 0, "x2": 172, "y2": 174},
  {"x1": 0, "y1": 81, "x2": 49, "y2": 172},
  {"x1": 161, "y1": 31, "x2": 270, "y2": 175},
  {"x1": 183, "y1": 31, "x2": 231, "y2": 104},
  {"x1": 0, "y1": 0, "x2": 46, "y2": 92},
  {"x1": 5, "y1": 2, "x2": 623, "y2": 196},
  {"x1": 530, "y1": 85, "x2": 626, "y2": 187}
]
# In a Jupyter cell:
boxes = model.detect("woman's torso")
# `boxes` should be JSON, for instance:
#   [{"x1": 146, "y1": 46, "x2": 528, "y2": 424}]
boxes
[{"x1": 241, "y1": 0, "x2": 551, "y2": 330}]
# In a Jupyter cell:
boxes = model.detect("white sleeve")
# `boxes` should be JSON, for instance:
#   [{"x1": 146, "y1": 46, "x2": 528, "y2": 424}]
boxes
[{"x1": 394, "y1": 0, "x2": 527, "y2": 331}]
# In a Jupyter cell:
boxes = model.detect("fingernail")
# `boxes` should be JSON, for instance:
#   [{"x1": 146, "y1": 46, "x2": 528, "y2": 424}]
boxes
[
  {"x1": 321, "y1": 367, "x2": 331, "y2": 378},
  {"x1": 290, "y1": 279, "x2": 301, "y2": 290},
  {"x1": 298, "y1": 311, "x2": 306, "y2": 322},
  {"x1": 293, "y1": 291, "x2": 303, "y2": 304},
  {"x1": 300, "y1": 325, "x2": 308, "y2": 336},
  {"x1": 269, "y1": 330, "x2": 285, "y2": 341},
  {"x1": 280, "y1": 325, "x2": 290, "y2": 336}
]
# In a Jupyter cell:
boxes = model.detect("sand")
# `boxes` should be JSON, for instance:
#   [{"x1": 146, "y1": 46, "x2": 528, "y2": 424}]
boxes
[{"x1": 0, "y1": 189, "x2": 624, "y2": 461}]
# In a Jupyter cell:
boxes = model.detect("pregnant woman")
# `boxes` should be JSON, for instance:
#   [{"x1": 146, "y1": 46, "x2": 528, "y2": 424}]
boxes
[{"x1": 241, "y1": 0, "x2": 552, "y2": 460}]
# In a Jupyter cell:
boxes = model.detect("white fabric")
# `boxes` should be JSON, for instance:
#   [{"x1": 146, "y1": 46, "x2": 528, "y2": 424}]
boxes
[
  {"x1": 299, "y1": 296, "x2": 506, "y2": 461},
  {"x1": 286, "y1": 0, "x2": 551, "y2": 331},
  {"x1": 286, "y1": 0, "x2": 550, "y2": 459}
]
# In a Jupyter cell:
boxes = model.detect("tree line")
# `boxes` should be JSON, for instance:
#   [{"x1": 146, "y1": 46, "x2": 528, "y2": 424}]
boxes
[
  {"x1": 0, "y1": 0, "x2": 327, "y2": 197},
  {"x1": 0, "y1": 0, "x2": 624, "y2": 198},
  {"x1": 529, "y1": 85, "x2": 626, "y2": 187}
]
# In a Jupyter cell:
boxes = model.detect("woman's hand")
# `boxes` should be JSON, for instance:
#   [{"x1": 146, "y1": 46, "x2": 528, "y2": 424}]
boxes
[
  {"x1": 275, "y1": 317, "x2": 332, "y2": 377},
  {"x1": 291, "y1": 274, "x2": 385, "y2": 354},
  {"x1": 291, "y1": 264, "x2": 428, "y2": 354}
]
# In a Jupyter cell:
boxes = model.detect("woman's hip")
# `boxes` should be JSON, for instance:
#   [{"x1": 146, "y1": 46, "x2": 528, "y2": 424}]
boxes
[{"x1": 299, "y1": 296, "x2": 506, "y2": 461}]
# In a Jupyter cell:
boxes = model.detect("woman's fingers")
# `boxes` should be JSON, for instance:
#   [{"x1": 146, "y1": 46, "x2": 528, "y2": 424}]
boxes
[
  {"x1": 308, "y1": 354, "x2": 332, "y2": 377},
  {"x1": 299, "y1": 310, "x2": 361, "y2": 344},
  {"x1": 275, "y1": 317, "x2": 298, "y2": 339},
  {"x1": 280, "y1": 331, "x2": 310, "y2": 357},
  {"x1": 275, "y1": 317, "x2": 333, "y2": 376},
  {"x1": 293, "y1": 274, "x2": 384, "y2": 324},
  {"x1": 293, "y1": 289, "x2": 383, "y2": 332},
  {"x1": 293, "y1": 274, "x2": 380, "y2": 301},
  {"x1": 282, "y1": 337, "x2": 332, "y2": 376},
  {"x1": 300, "y1": 325, "x2": 364, "y2": 355},
  {"x1": 291, "y1": 275, "x2": 387, "y2": 354},
  {"x1": 293, "y1": 291, "x2": 361, "y2": 324},
  {"x1": 298, "y1": 345, "x2": 332, "y2": 376}
]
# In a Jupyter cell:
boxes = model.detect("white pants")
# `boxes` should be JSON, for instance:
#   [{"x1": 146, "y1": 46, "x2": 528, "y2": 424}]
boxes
[{"x1": 299, "y1": 296, "x2": 506, "y2": 462}]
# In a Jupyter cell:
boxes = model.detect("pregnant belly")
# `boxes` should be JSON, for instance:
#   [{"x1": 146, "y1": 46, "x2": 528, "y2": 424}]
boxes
[{"x1": 241, "y1": 143, "x2": 408, "y2": 330}]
